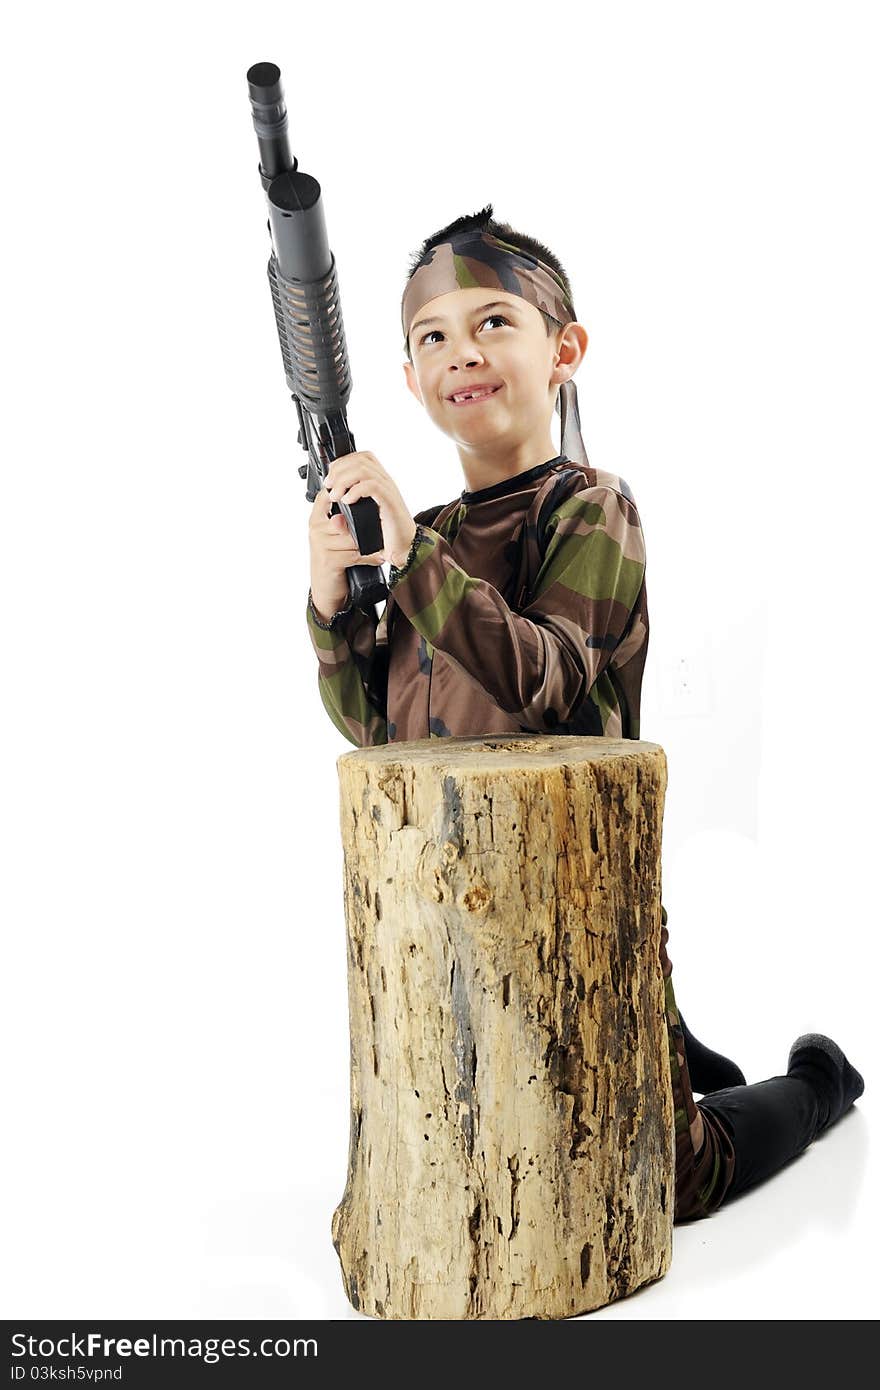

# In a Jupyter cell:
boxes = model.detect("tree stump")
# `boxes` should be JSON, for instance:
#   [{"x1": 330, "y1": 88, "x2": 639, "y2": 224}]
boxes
[{"x1": 330, "y1": 733, "x2": 673, "y2": 1320}]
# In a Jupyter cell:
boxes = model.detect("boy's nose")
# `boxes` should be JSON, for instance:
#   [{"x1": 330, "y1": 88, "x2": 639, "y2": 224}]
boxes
[{"x1": 449, "y1": 349, "x2": 485, "y2": 370}]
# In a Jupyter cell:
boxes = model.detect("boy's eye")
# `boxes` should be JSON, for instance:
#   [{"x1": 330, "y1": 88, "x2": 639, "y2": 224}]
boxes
[{"x1": 420, "y1": 313, "x2": 509, "y2": 346}]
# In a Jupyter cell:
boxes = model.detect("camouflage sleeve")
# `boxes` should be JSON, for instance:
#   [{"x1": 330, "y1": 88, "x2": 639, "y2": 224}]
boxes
[
  {"x1": 304, "y1": 502, "x2": 450, "y2": 747},
  {"x1": 387, "y1": 483, "x2": 646, "y2": 729},
  {"x1": 305, "y1": 588, "x2": 389, "y2": 747}
]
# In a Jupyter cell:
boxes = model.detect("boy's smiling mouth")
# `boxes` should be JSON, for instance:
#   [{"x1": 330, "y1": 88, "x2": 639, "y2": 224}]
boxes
[{"x1": 446, "y1": 383, "x2": 504, "y2": 406}]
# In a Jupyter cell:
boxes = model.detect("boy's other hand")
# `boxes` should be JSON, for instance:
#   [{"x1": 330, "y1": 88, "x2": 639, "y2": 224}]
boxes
[
  {"x1": 323, "y1": 452, "x2": 417, "y2": 568},
  {"x1": 308, "y1": 476, "x2": 390, "y2": 619}
]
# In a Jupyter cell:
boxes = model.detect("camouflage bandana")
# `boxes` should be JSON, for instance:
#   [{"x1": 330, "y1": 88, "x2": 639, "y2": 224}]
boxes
[{"x1": 401, "y1": 228, "x2": 589, "y2": 466}]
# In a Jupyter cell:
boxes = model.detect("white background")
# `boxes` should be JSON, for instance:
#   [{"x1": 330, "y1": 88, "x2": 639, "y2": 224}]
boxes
[{"x1": 2, "y1": 0, "x2": 877, "y2": 1321}]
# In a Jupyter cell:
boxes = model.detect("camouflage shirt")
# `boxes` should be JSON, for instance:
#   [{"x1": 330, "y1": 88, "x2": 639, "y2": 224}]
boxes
[
  {"x1": 306, "y1": 451, "x2": 735, "y2": 1222},
  {"x1": 306, "y1": 455, "x2": 648, "y2": 746}
]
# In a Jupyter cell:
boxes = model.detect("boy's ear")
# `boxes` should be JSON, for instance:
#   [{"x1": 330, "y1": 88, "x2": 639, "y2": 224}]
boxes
[
  {"x1": 552, "y1": 322, "x2": 589, "y2": 384},
  {"x1": 403, "y1": 360, "x2": 424, "y2": 406}
]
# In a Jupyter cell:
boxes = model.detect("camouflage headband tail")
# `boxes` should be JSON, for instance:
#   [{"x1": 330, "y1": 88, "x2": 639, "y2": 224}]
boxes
[{"x1": 401, "y1": 228, "x2": 589, "y2": 466}]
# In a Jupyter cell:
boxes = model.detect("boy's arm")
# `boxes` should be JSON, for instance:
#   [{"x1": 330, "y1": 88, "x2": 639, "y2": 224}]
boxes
[
  {"x1": 304, "y1": 502, "x2": 449, "y2": 748},
  {"x1": 387, "y1": 482, "x2": 646, "y2": 729},
  {"x1": 305, "y1": 591, "x2": 389, "y2": 747}
]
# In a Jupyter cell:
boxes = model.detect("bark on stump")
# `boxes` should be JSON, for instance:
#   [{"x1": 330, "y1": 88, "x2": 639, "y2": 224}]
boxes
[{"x1": 330, "y1": 733, "x2": 673, "y2": 1320}]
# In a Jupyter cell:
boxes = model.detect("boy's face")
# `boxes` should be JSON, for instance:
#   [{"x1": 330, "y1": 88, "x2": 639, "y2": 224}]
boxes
[{"x1": 402, "y1": 286, "x2": 587, "y2": 455}]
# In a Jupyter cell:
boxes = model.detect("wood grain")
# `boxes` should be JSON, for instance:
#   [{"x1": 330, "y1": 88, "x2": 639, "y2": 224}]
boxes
[{"x1": 330, "y1": 733, "x2": 673, "y2": 1319}]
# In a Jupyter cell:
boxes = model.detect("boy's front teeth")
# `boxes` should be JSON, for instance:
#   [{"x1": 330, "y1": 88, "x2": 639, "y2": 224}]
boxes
[{"x1": 453, "y1": 387, "x2": 499, "y2": 402}]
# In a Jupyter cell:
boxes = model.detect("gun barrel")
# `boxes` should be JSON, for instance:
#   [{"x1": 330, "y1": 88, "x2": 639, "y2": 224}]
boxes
[{"x1": 246, "y1": 61, "x2": 294, "y2": 184}]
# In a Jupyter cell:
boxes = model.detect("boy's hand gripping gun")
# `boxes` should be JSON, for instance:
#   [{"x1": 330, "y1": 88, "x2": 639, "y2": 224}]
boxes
[{"x1": 246, "y1": 60, "x2": 387, "y2": 609}]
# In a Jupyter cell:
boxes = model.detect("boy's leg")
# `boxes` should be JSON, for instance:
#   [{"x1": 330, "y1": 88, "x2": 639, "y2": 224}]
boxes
[
  {"x1": 696, "y1": 1077, "x2": 819, "y2": 1201},
  {"x1": 660, "y1": 908, "x2": 865, "y2": 1219},
  {"x1": 658, "y1": 905, "x2": 741, "y2": 1222},
  {"x1": 676, "y1": 1009, "x2": 747, "y2": 1092},
  {"x1": 664, "y1": 971, "x2": 737, "y2": 1223},
  {"x1": 659, "y1": 905, "x2": 746, "y2": 1094},
  {"x1": 698, "y1": 1035, "x2": 865, "y2": 1203}
]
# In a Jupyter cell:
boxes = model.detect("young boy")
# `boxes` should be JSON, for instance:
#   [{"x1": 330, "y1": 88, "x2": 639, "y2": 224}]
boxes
[{"x1": 305, "y1": 205, "x2": 864, "y2": 1224}]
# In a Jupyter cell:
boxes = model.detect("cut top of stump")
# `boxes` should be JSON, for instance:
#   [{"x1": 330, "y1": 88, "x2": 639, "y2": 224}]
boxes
[{"x1": 338, "y1": 733, "x2": 664, "y2": 775}]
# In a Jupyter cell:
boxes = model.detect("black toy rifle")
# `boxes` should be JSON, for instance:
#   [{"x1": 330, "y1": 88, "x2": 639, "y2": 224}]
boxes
[{"x1": 246, "y1": 60, "x2": 387, "y2": 609}]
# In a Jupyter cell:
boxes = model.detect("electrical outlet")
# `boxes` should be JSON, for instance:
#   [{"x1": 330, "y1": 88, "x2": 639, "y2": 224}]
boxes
[{"x1": 657, "y1": 648, "x2": 713, "y2": 718}]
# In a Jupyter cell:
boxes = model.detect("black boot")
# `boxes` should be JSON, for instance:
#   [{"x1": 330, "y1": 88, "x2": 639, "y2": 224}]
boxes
[
  {"x1": 697, "y1": 1034, "x2": 865, "y2": 1205},
  {"x1": 787, "y1": 1033, "x2": 865, "y2": 1134},
  {"x1": 677, "y1": 1010, "x2": 747, "y2": 1093}
]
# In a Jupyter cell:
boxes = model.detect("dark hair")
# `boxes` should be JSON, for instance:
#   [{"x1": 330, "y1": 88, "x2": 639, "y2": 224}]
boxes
[{"x1": 403, "y1": 203, "x2": 575, "y2": 361}]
